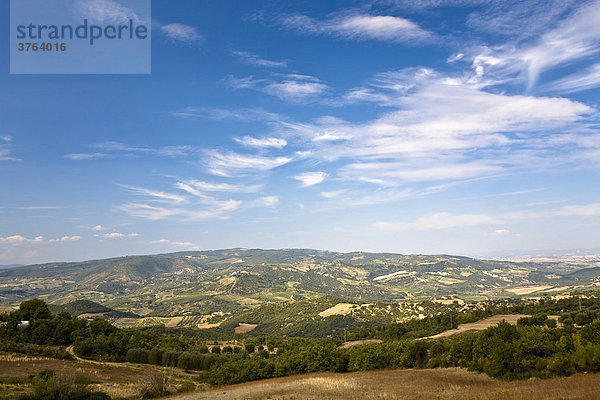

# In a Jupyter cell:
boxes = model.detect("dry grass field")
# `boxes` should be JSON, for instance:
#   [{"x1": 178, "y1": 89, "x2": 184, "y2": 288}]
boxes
[
  {"x1": 172, "y1": 368, "x2": 600, "y2": 400},
  {"x1": 234, "y1": 323, "x2": 258, "y2": 334},
  {"x1": 0, "y1": 353, "x2": 197, "y2": 399}
]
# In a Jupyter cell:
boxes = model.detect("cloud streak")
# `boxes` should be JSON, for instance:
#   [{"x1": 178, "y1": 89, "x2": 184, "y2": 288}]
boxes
[
  {"x1": 160, "y1": 23, "x2": 202, "y2": 43},
  {"x1": 282, "y1": 13, "x2": 431, "y2": 43}
]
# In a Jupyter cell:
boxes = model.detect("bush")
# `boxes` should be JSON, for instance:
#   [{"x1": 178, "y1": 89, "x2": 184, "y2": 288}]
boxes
[
  {"x1": 18, "y1": 370, "x2": 109, "y2": 400},
  {"x1": 139, "y1": 370, "x2": 168, "y2": 399}
]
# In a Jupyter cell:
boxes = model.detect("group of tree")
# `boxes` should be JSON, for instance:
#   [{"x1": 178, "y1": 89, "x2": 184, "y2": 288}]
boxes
[{"x1": 2, "y1": 294, "x2": 600, "y2": 389}]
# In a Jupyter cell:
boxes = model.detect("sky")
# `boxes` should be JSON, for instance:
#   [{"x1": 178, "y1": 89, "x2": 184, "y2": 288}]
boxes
[{"x1": 1, "y1": 0, "x2": 600, "y2": 265}]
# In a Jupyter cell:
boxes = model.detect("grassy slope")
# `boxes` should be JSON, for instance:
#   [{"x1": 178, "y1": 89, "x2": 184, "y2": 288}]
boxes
[{"x1": 173, "y1": 368, "x2": 600, "y2": 400}]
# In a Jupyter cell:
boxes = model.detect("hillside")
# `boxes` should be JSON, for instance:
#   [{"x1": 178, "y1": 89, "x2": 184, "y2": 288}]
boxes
[
  {"x1": 48, "y1": 299, "x2": 138, "y2": 319},
  {"x1": 0, "y1": 249, "x2": 598, "y2": 323},
  {"x1": 171, "y1": 369, "x2": 600, "y2": 400}
]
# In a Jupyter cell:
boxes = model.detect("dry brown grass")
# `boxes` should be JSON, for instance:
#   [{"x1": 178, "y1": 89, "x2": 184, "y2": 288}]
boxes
[
  {"x1": 318, "y1": 303, "x2": 355, "y2": 317},
  {"x1": 419, "y1": 314, "x2": 527, "y2": 340},
  {"x1": 339, "y1": 339, "x2": 383, "y2": 349},
  {"x1": 234, "y1": 323, "x2": 258, "y2": 334},
  {"x1": 170, "y1": 368, "x2": 600, "y2": 400},
  {"x1": 0, "y1": 352, "x2": 194, "y2": 399}
]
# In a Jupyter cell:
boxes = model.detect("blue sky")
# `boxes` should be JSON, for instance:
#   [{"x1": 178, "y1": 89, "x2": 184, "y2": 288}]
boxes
[{"x1": 1, "y1": 0, "x2": 600, "y2": 264}]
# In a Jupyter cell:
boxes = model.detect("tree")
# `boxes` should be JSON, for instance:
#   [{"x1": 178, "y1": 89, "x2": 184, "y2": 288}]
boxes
[{"x1": 17, "y1": 299, "x2": 52, "y2": 322}]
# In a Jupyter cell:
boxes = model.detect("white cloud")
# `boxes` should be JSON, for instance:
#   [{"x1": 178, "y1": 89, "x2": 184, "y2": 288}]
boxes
[
  {"x1": 0, "y1": 135, "x2": 20, "y2": 161},
  {"x1": 494, "y1": 229, "x2": 510, "y2": 234},
  {"x1": 0, "y1": 235, "x2": 44, "y2": 244},
  {"x1": 294, "y1": 172, "x2": 327, "y2": 187},
  {"x1": 555, "y1": 202, "x2": 600, "y2": 217},
  {"x1": 282, "y1": 13, "x2": 431, "y2": 43},
  {"x1": 466, "y1": 0, "x2": 576, "y2": 40},
  {"x1": 224, "y1": 75, "x2": 263, "y2": 90},
  {"x1": 256, "y1": 196, "x2": 279, "y2": 207},
  {"x1": 175, "y1": 180, "x2": 261, "y2": 196},
  {"x1": 373, "y1": 212, "x2": 499, "y2": 231},
  {"x1": 68, "y1": 142, "x2": 200, "y2": 161},
  {"x1": 224, "y1": 74, "x2": 328, "y2": 102},
  {"x1": 321, "y1": 190, "x2": 347, "y2": 199},
  {"x1": 150, "y1": 239, "x2": 194, "y2": 247},
  {"x1": 117, "y1": 184, "x2": 187, "y2": 204},
  {"x1": 49, "y1": 235, "x2": 81, "y2": 243},
  {"x1": 94, "y1": 142, "x2": 198, "y2": 157},
  {"x1": 92, "y1": 225, "x2": 104, "y2": 231},
  {"x1": 204, "y1": 151, "x2": 292, "y2": 177},
  {"x1": 232, "y1": 51, "x2": 288, "y2": 68},
  {"x1": 116, "y1": 199, "x2": 241, "y2": 221},
  {"x1": 272, "y1": 67, "x2": 593, "y2": 187},
  {"x1": 264, "y1": 80, "x2": 328, "y2": 101},
  {"x1": 65, "y1": 153, "x2": 107, "y2": 160},
  {"x1": 75, "y1": 0, "x2": 141, "y2": 24},
  {"x1": 160, "y1": 23, "x2": 202, "y2": 43},
  {"x1": 170, "y1": 107, "x2": 282, "y2": 122},
  {"x1": 100, "y1": 232, "x2": 139, "y2": 239},
  {"x1": 542, "y1": 63, "x2": 600, "y2": 94},
  {"x1": 14, "y1": 206, "x2": 64, "y2": 210},
  {"x1": 234, "y1": 136, "x2": 287, "y2": 149},
  {"x1": 467, "y1": 1, "x2": 600, "y2": 90}
]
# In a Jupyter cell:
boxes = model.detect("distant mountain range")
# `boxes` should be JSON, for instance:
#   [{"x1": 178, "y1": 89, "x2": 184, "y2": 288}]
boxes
[
  {"x1": 0, "y1": 264, "x2": 22, "y2": 269},
  {"x1": 1, "y1": 249, "x2": 598, "y2": 323}
]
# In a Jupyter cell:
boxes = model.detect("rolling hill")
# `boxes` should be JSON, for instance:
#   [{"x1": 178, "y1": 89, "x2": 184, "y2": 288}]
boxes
[{"x1": 0, "y1": 249, "x2": 598, "y2": 324}]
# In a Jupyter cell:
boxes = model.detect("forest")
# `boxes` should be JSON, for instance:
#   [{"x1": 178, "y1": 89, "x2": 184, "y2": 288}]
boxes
[{"x1": 2, "y1": 294, "x2": 600, "y2": 393}]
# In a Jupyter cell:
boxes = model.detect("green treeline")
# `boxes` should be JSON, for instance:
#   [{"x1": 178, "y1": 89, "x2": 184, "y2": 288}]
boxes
[
  {"x1": 2, "y1": 296, "x2": 600, "y2": 388},
  {"x1": 198, "y1": 318, "x2": 600, "y2": 385}
]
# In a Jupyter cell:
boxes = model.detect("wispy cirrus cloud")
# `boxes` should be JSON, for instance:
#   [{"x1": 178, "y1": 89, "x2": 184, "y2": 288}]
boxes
[
  {"x1": 75, "y1": 0, "x2": 141, "y2": 24},
  {"x1": 374, "y1": 212, "x2": 499, "y2": 231},
  {"x1": 65, "y1": 142, "x2": 200, "y2": 161},
  {"x1": 466, "y1": 0, "x2": 577, "y2": 40},
  {"x1": 294, "y1": 172, "x2": 327, "y2": 187},
  {"x1": 0, "y1": 135, "x2": 20, "y2": 161},
  {"x1": 224, "y1": 74, "x2": 328, "y2": 103},
  {"x1": 374, "y1": 201, "x2": 600, "y2": 232},
  {"x1": 466, "y1": 1, "x2": 600, "y2": 91},
  {"x1": 255, "y1": 196, "x2": 279, "y2": 207},
  {"x1": 541, "y1": 63, "x2": 600, "y2": 94},
  {"x1": 116, "y1": 184, "x2": 187, "y2": 204},
  {"x1": 204, "y1": 150, "x2": 292, "y2": 177},
  {"x1": 64, "y1": 153, "x2": 107, "y2": 160},
  {"x1": 116, "y1": 199, "x2": 241, "y2": 221},
  {"x1": 160, "y1": 23, "x2": 202, "y2": 43},
  {"x1": 234, "y1": 136, "x2": 287, "y2": 149},
  {"x1": 175, "y1": 180, "x2": 261, "y2": 196},
  {"x1": 115, "y1": 174, "x2": 277, "y2": 221},
  {"x1": 169, "y1": 107, "x2": 283, "y2": 122},
  {"x1": 273, "y1": 67, "x2": 592, "y2": 187},
  {"x1": 281, "y1": 13, "x2": 431, "y2": 43},
  {"x1": 232, "y1": 51, "x2": 288, "y2": 68}
]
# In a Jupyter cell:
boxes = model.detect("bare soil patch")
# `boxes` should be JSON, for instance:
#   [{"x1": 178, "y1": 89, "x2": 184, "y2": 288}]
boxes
[
  {"x1": 318, "y1": 303, "x2": 355, "y2": 317},
  {"x1": 339, "y1": 339, "x2": 383, "y2": 349},
  {"x1": 234, "y1": 323, "x2": 258, "y2": 334},
  {"x1": 166, "y1": 316, "x2": 184, "y2": 328}
]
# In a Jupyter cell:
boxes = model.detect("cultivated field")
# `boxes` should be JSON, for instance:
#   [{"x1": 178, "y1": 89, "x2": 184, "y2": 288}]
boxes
[{"x1": 172, "y1": 368, "x2": 600, "y2": 400}]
